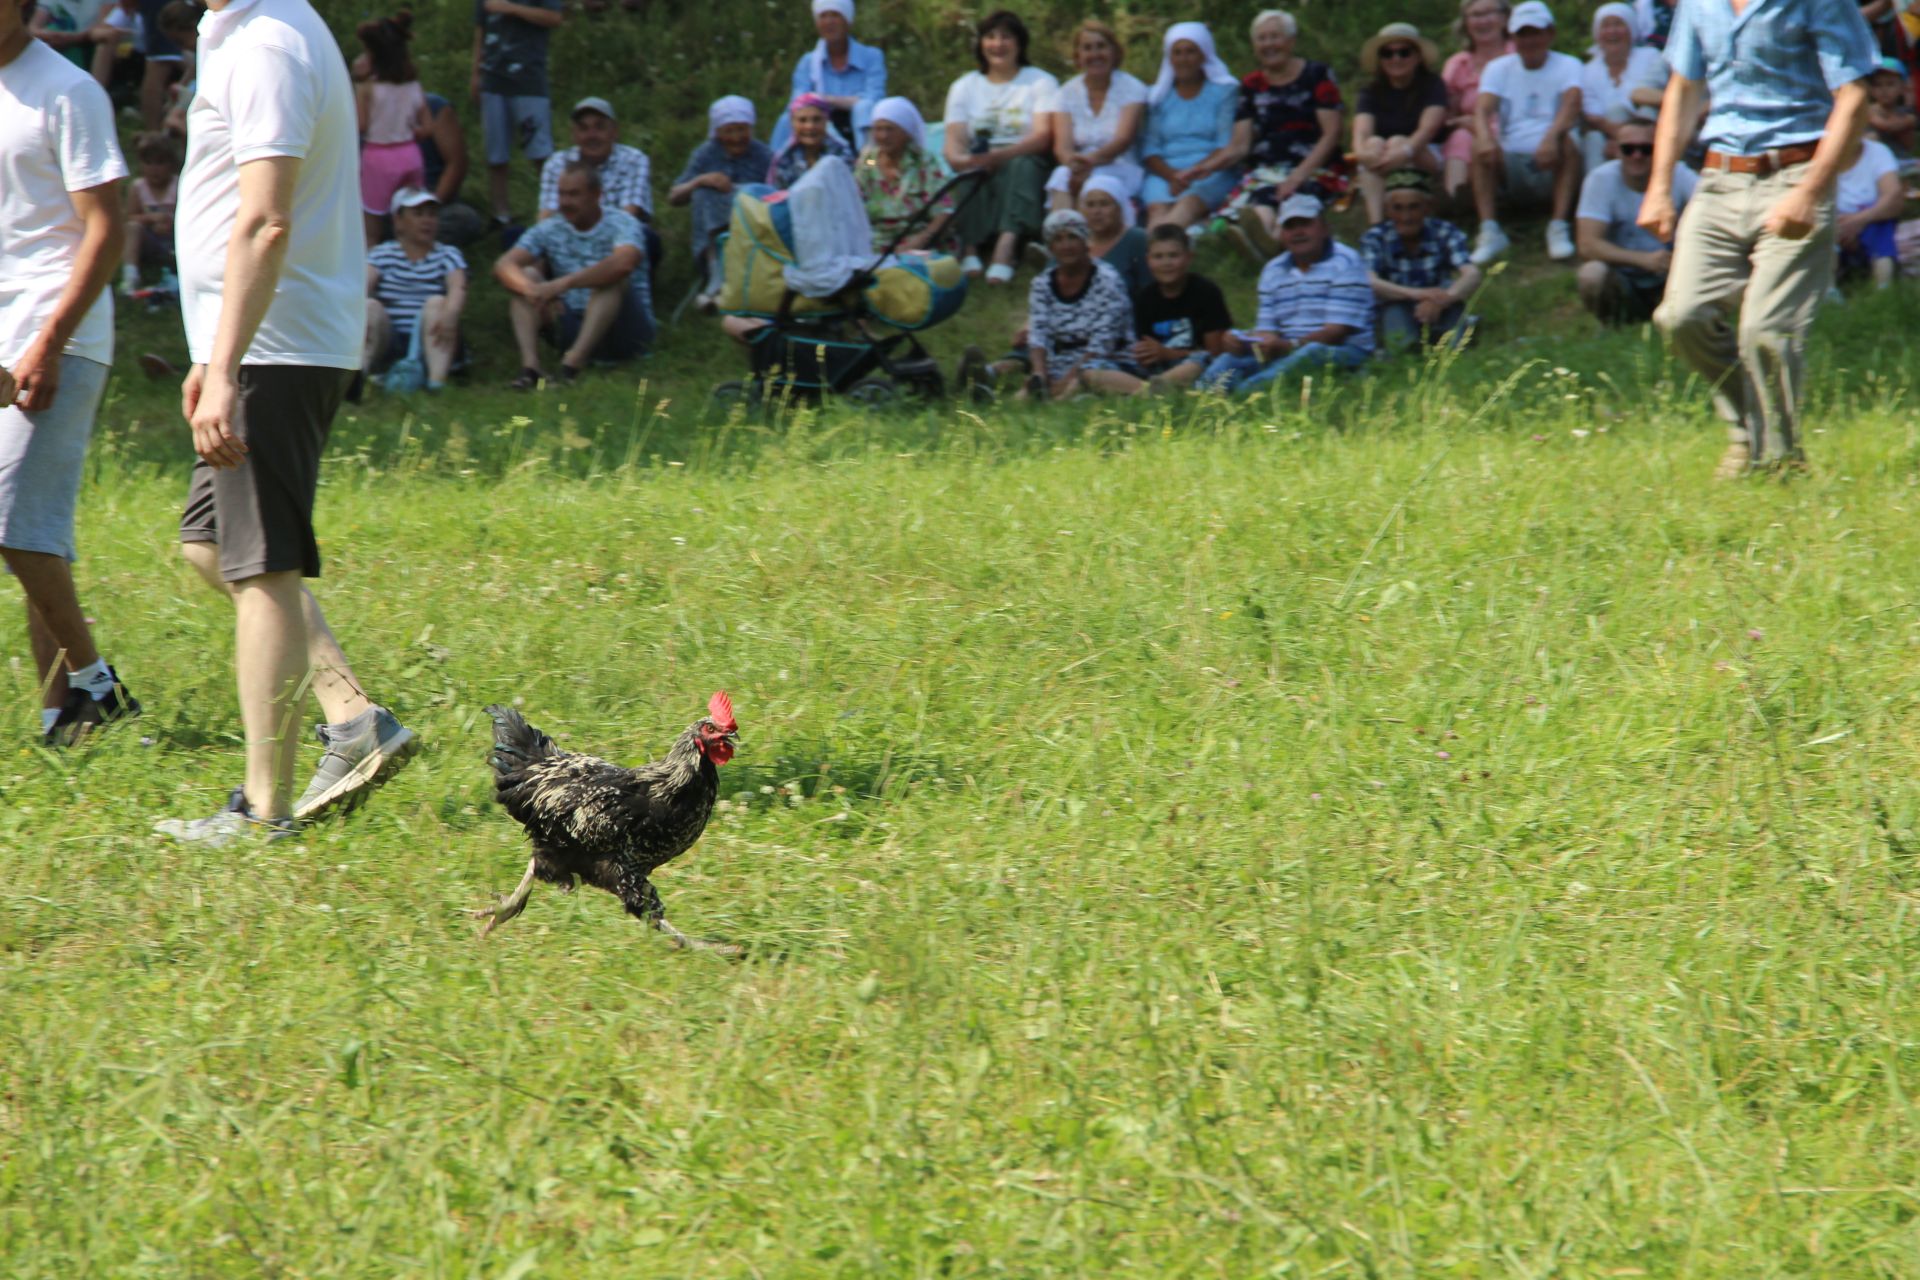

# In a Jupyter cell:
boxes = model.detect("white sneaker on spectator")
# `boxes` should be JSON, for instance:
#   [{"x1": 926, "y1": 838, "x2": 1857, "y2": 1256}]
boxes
[
  {"x1": 1471, "y1": 222, "x2": 1510, "y2": 265},
  {"x1": 1546, "y1": 219, "x2": 1575, "y2": 260},
  {"x1": 961, "y1": 254, "x2": 984, "y2": 278},
  {"x1": 985, "y1": 262, "x2": 1015, "y2": 284}
]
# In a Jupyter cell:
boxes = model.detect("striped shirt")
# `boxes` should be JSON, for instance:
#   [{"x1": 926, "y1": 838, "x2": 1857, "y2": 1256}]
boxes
[
  {"x1": 367, "y1": 241, "x2": 466, "y2": 335},
  {"x1": 1254, "y1": 240, "x2": 1377, "y2": 355},
  {"x1": 539, "y1": 143, "x2": 652, "y2": 218},
  {"x1": 1664, "y1": 0, "x2": 1877, "y2": 154}
]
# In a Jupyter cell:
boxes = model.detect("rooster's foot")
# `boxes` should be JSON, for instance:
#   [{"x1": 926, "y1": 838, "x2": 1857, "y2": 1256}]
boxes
[
  {"x1": 470, "y1": 856, "x2": 537, "y2": 938},
  {"x1": 655, "y1": 917, "x2": 745, "y2": 956}
]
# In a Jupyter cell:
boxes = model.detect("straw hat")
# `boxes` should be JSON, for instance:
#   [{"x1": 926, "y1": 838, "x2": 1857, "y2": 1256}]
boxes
[{"x1": 1360, "y1": 22, "x2": 1440, "y2": 75}]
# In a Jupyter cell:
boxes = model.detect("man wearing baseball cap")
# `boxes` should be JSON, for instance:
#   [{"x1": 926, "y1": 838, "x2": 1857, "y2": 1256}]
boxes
[
  {"x1": 1469, "y1": 0, "x2": 1585, "y2": 264},
  {"x1": 1198, "y1": 194, "x2": 1376, "y2": 395},
  {"x1": 537, "y1": 96, "x2": 658, "y2": 336},
  {"x1": 1641, "y1": 0, "x2": 1877, "y2": 477}
]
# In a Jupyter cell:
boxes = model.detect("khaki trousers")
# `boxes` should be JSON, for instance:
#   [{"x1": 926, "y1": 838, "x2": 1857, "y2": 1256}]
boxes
[{"x1": 1652, "y1": 161, "x2": 1834, "y2": 461}]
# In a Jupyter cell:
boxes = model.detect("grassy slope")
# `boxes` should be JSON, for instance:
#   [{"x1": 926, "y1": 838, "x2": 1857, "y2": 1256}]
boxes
[{"x1": 9, "y1": 284, "x2": 1920, "y2": 1273}]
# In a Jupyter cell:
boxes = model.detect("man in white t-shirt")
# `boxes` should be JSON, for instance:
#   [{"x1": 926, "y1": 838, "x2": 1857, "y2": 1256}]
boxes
[
  {"x1": 1470, "y1": 0, "x2": 1585, "y2": 264},
  {"x1": 156, "y1": 0, "x2": 417, "y2": 845},
  {"x1": 1833, "y1": 137, "x2": 1903, "y2": 289},
  {"x1": 1575, "y1": 117, "x2": 1696, "y2": 322},
  {"x1": 0, "y1": 0, "x2": 143, "y2": 747}
]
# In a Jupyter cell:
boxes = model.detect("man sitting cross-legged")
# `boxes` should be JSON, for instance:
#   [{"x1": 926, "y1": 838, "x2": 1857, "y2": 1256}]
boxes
[
  {"x1": 1362, "y1": 169, "x2": 1482, "y2": 352},
  {"x1": 493, "y1": 161, "x2": 647, "y2": 389},
  {"x1": 1575, "y1": 117, "x2": 1696, "y2": 324}
]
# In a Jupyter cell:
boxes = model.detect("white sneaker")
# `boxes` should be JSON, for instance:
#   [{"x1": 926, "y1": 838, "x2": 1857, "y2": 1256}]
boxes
[
  {"x1": 1546, "y1": 219, "x2": 1575, "y2": 260},
  {"x1": 961, "y1": 254, "x2": 984, "y2": 278},
  {"x1": 1470, "y1": 222, "x2": 1510, "y2": 265},
  {"x1": 984, "y1": 262, "x2": 1015, "y2": 284}
]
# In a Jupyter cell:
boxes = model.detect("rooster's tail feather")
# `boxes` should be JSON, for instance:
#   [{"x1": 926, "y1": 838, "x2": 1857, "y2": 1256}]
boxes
[{"x1": 484, "y1": 703, "x2": 556, "y2": 776}]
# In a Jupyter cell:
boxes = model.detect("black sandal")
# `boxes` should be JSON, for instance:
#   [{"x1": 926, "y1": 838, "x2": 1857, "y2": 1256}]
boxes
[{"x1": 508, "y1": 367, "x2": 544, "y2": 391}]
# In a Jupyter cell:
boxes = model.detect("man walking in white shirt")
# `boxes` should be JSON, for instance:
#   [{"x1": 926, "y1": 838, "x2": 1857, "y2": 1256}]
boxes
[
  {"x1": 156, "y1": 0, "x2": 418, "y2": 845},
  {"x1": 0, "y1": 0, "x2": 142, "y2": 745}
]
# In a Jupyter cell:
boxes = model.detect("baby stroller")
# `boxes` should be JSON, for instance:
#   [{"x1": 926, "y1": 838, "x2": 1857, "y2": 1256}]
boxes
[{"x1": 711, "y1": 157, "x2": 983, "y2": 408}]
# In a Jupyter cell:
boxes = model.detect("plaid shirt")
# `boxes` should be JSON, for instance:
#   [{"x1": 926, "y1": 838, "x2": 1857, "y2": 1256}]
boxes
[
  {"x1": 1665, "y1": 0, "x2": 1877, "y2": 154},
  {"x1": 1254, "y1": 240, "x2": 1377, "y2": 355},
  {"x1": 539, "y1": 143, "x2": 653, "y2": 218},
  {"x1": 1360, "y1": 218, "x2": 1473, "y2": 291}
]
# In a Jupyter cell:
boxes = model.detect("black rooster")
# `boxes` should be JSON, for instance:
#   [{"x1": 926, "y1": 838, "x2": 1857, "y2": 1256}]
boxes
[{"x1": 474, "y1": 692, "x2": 742, "y2": 951}]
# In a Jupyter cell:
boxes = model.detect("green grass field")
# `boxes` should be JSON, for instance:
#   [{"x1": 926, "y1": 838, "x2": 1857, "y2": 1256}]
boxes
[{"x1": 8, "y1": 265, "x2": 1920, "y2": 1275}]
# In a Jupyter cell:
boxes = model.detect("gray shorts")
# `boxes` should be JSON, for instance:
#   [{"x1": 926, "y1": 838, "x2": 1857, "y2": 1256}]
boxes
[
  {"x1": 0, "y1": 354, "x2": 108, "y2": 562},
  {"x1": 1501, "y1": 149, "x2": 1560, "y2": 206},
  {"x1": 179, "y1": 365, "x2": 351, "y2": 582},
  {"x1": 480, "y1": 92, "x2": 555, "y2": 167}
]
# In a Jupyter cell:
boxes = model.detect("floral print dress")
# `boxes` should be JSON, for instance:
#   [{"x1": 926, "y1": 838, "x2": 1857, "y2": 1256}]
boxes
[{"x1": 854, "y1": 143, "x2": 955, "y2": 249}]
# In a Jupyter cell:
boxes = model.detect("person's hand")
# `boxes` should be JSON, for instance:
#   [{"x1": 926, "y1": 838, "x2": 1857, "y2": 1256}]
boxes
[
  {"x1": 10, "y1": 334, "x2": 61, "y2": 413},
  {"x1": 1835, "y1": 215, "x2": 1863, "y2": 250},
  {"x1": 1641, "y1": 247, "x2": 1673, "y2": 274},
  {"x1": 1256, "y1": 333, "x2": 1292, "y2": 360},
  {"x1": 184, "y1": 364, "x2": 247, "y2": 469},
  {"x1": 1131, "y1": 336, "x2": 1167, "y2": 364},
  {"x1": 1636, "y1": 189, "x2": 1676, "y2": 243},
  {"x1": 1165, "y1": 172, "x2": 1190, "y2": 197},
  {"x1": 1068, "y1": 154, "x2": 1094, "y2": 180},
  {"x1": 1011, "y1": 325, "x2": 1028, "y2": 349},
  {"x1": 1765, "y1": 184, "x2": 1820, "y2": 240},
  {"x1": 1274, "y1": 171, "x2": 1302, "y2": 200},
  {"x1": 0, "y1": 367, "x2": 16, "y2": 407},
  {"x1": 1531, "y1": 137, "x2": 1557, "y2": 170},
  {"x1": 1472, "y1": 132, "x2": 1500, "y2": 161},
  {"x1": 704, "y1": 172, "x2": 733, "y2": 195},
  {"x1": 1219, "y1": 330, "x2": 1250, "y2": 356},
  {"x1": 1413, "y1": 296, "x2": 1447, "y2": 326}
]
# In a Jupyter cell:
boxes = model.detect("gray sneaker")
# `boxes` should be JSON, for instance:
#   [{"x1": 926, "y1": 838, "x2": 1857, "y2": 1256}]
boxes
[
  {"x1": 155, "y1": 786, "x2": 297, "y2": 847},
  {"x1": 294, "y1": 705, "x2": 420, "y2": 821}
]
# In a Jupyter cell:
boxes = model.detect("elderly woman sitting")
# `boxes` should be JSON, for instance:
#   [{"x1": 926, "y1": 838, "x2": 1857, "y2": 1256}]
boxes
[
  {"x1": 855, "y1": 96, "x2": 955, "y2": 251},
  {"x1": 770, "y1": 93, "x2": 858, "y2": 189},
  {"x1": 1022, "y1": 208, "x2": 1143, "y2": 399},
  {"x1": 1218, "y1": 9, "x2": 1347, "y2": 254},
  {"x1": 1140, "y1": 22, "x2": 1243, "y2": 231},
  {"x1": 943, "y1": 9, "x2": 1059, "y2": 283},
  {"x1": 1352, "y1": 23, "x2": 1449, "y2": 225},
  {"x1": 670, "y1": 95, "x2": 776, "y2": 308},
  {"x1": 1044, "y1": 19, "x2": 1148, "y2": 210},
  {"x1": 1580, "y1": 3, "x2": 1665, "y2": 171},
  {"x1": 772, "y1": 0, "x2": 888, "y2": 152},
  {"x1": 1079, "y1": 172, "x2": 1149, "y2": 293}
]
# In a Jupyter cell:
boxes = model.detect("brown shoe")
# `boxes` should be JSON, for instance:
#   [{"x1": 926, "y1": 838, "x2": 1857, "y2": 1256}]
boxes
[{"x1": 1713, "y1": 441, "x2": 1750, "y2": 480}]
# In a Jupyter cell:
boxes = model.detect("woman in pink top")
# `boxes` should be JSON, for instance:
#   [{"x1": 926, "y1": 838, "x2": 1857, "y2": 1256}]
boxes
[
  {"x1": 355, "y1": 11, "x2": 429, "y2": 245},
  {"x1": 1440, "y1": 0, "x2": 1513, "y2": 201}
]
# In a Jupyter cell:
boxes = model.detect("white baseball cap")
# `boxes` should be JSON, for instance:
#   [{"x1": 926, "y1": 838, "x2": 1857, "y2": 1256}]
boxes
[
  {"x1": 1508, "y1": 1, "x2": 1555, "y2": 31},
  {"x1": 1277, "y1": 193, "x2": 1324, "y2": 225},
  {"x1": 571, "y1": 96, "x2": 616, "y2": 121},
  {"x1": 389, "y1": 186, "x2": 439, "y2": 215}
]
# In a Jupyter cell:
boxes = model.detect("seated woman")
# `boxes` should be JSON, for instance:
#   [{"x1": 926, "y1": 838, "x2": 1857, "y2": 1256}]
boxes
[
  {"x1": 855, "y1": 96, "x2": 955, "y2": 251},
  {"x1": 1441, "y1": 0, "x2": 1513, "y2": 202},
  {"x1": 1023, "y1": 209, "x2": 1143, "y2": 399},
  {"x1": 1140, "y1": 23, "x2": 1242, "y2": 230},
  {"x1": 1044, "y1": 19, "x2": 1147, "y2": 210},
  {"x1": 670, "y1": 95, "x2": 776, "y2": 309},
  {"x1": 1580, "y1": 4, "x2": 1665, "y2": 172},
  {"x1": 772, "y1": 0, "x2": 888, "y2": 152},
  {"x1": 942, "y1": 9, "x2": 1058, "y2": 283},
  {"x1": 770, "y1": 94, "x2": 857, "y2": 190},
  {"x1": 1080, "y1": 172, "x2": 1149, "y2": 293},
  {"x1": 1352, "y1": 23, "x2": 1449, "y2": 225},
  {"x1": 1217, "y1": 9, "x2": 1346, "y2": 251},
  {"x1": 364, "y1": 188, "x2": 467, "y2": 390}
]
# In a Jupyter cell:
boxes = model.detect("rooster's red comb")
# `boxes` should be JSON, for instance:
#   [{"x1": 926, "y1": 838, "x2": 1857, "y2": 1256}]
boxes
[{"x1": 708, "y1": 691, "x2": 737, "y2": 732}]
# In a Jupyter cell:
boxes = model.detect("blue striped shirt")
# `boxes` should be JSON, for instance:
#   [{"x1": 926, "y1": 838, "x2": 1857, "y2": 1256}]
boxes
[
  {"x1": 1664, "y1": 0, "x2": 1878, "y2": 155},
  {"x1": 1255, "y1": 240, "x2": 1377, "y2": 355},
  {"x1": 367, "y1": 242, "x2": 466, "y2": 336}
]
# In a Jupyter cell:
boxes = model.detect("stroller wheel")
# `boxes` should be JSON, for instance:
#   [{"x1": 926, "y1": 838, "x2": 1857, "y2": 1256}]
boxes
[
  {"x1": 711, "y1": 379, "x2": 763, "y2": 412},
  {"x1": 845, "y1": 377, "x2": 898, "y2": 408}
]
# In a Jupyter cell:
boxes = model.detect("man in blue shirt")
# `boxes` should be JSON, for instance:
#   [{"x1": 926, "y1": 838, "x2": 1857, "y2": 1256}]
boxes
[
  {"x1": 1641, "y1": 0, "x2": 1878, "y2": 477},
  {"x1": 1198, "y1": 195, "x2": 1376, "y2": 395}
]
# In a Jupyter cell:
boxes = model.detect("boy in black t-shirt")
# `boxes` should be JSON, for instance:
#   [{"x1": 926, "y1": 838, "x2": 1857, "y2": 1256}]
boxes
[{"x1": 1130, "y1": 224, "x2": 1234, "y2": 390}]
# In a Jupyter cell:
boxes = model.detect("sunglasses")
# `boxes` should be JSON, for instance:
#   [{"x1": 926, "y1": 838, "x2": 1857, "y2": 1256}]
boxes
[
  {"x1": 1618, "y1": 143, "x2": 1653, "y2": 156},
  {"x1": 1379, "y1": 45, "x2": 1419, "y2": 59}
]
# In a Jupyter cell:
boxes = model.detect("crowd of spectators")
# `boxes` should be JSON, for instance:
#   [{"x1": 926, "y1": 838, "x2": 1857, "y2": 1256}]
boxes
[{"x1": 46, "y1": 0, "x2": 1920, "y2": 400}]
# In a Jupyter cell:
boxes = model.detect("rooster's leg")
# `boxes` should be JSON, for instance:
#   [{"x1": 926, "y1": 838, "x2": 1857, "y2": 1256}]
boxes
[
  {"x1": 470, "y1": 856, "x2": 538, "y2": 937},
  {"x1": 653, "y1": 915, "x2": 746, "y2": 956},
  {"x1": 620, "y1": 872, "x2": 744, "y2": 956}
]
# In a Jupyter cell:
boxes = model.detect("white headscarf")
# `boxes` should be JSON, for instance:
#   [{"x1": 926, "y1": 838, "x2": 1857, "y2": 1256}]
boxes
[
  {"x1": 709, "y1": 95, "x2": 757, "y2": 137},
  {"x1": 812, "y1": 0, "x2": 852, "y2": 20},
  {"x1": 870, "y1": 96, "x2": 925, "y2": 147},
  {"x1": 1590, "y1": 1, "x2": 1641, "y2": 44},
  {"x1": 1080, "y1": 172, "x2": 1136, "y2": 228},
  {"x1": 1149, "y1": 22, "x2": 1238, "y2": 107}
]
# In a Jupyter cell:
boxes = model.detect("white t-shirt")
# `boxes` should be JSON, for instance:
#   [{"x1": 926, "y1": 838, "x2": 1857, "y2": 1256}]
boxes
[
  {"x1": 177, "y1": 0, "x2": 362, "y2": 369},
  {"x1": 1579, "y1": 46, "x2": 1667, "y2": 123},
  {"x1": 1836, "y1": 138, "x2": 1898, "y2": 215},
  {"x1": 0, "y1": 40, "x2": 127, "y2": 368},
  {"x1": 1480, "y1": 50, "x2": 1584, "y2": 154},
  {"x1": 945, "y1": 66, "x2": 1061, "y2": 148},
  {"x1": 1577, "y1": 159, "x2": 1696, "y2": 253},
  {"x1": 1046, "y1": 70, "x2": 1148, "y2": 154}
]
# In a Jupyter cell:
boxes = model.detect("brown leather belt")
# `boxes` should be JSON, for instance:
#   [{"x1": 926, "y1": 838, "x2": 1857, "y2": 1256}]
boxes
[{"x1": 1701, "y1": 144, "x2": 1819, "y2": 175}]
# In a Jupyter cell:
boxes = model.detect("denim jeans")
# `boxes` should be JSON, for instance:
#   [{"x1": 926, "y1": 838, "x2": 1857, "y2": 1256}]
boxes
[
  {"x1": 1198, "y1": 342, "x2": 1370, "y2": 394},
  {"x1": 1379, "y1": 300, "x2": 1471, "y2": 353}
]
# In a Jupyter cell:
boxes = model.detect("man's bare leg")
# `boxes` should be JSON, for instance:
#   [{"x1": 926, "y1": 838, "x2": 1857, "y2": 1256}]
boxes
[
  {"x1": 562, "y1": 283, "x2": 624, "y2": 371},
  {"x1": 507, "y1": 265, "x2": 548, "y2": 373},
  {"x1": 231, "y1": 570, "x2": 308, "y2": 820},
  {"x1": 5, "y1": 550, "x2": 101, "y2": 716}
]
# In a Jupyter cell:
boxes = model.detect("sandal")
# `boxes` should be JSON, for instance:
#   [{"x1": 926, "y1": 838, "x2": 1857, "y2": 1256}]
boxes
[{"x1": 508, "y1": 367, "x2": 544, "y2": 391}]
